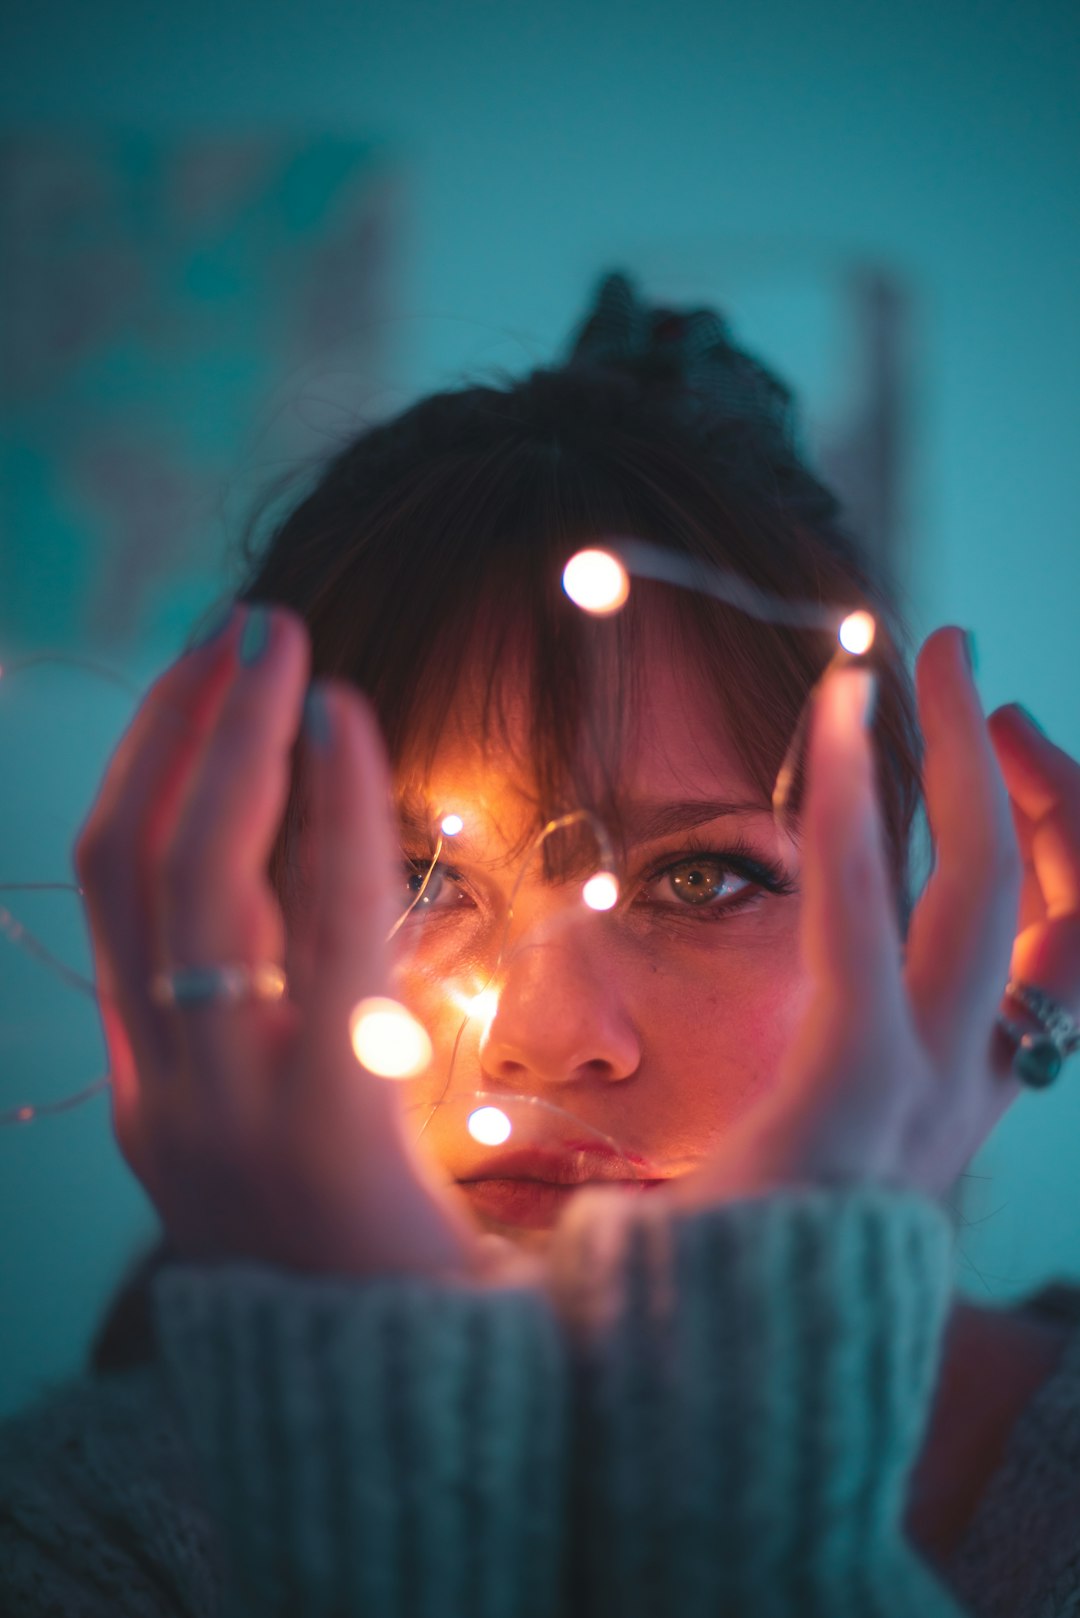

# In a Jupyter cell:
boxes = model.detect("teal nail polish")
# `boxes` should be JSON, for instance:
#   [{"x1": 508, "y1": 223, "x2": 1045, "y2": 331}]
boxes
[
  {"x1": 302, "y1": 685, "x2": 331, "y2": 748},
  {"x1": 239, "y1": 607, "x2": 270, "y2": 666},
  {"x1": 190, "y1": 602, "x2": 234, "y2": 650},
  {"x1": 963, "y1": 629, "x2": 979, "y2": 677},
  {"x1": 1015, "y1": 703, "x2": 1047, "y2": 737}
]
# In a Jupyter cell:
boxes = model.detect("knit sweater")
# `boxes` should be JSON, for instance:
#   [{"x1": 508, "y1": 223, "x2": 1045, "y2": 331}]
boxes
[{"x1": 1, "y1": 1187, "x2": 1077, "y2": 1617}]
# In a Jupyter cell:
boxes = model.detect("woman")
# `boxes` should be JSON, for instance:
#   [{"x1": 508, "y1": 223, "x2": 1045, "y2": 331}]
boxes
[{"x1": 2, "y1": 270, "x2": 1078, "y2": 1617}]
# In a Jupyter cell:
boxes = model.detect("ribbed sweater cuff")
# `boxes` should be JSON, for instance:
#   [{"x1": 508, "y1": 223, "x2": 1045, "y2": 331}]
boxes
[
  {"x1": 151, "y1": 1263, "x2": 566, "y2": 1618},
  {"x1": 550, "y1": 1186, "x2": 964, "y2": 1618}
]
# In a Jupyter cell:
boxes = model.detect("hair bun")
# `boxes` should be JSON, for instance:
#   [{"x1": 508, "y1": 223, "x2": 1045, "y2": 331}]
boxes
[{"x1": 561, "y1": 268, "x2": 809, "y2": 478}]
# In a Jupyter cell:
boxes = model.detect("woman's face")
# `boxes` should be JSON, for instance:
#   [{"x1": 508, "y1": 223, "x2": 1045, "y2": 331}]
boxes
[{"x1": 388, "y1": 624, "x2": 814, "y2": 1244}]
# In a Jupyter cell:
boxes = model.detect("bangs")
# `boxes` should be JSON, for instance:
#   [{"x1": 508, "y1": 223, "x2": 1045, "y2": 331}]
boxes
[
  {"x1": 361, "y1": 437, "x2": 811, "y2": 883},
  {"x1": 392, "y1": 566, "x2": 727, "y2": 882},
  {"x1": 251, "y1": 369, "x2": 919, "y2": 925}
]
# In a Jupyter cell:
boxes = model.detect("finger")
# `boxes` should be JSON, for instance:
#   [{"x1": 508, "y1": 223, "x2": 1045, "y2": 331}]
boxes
[
  {"x1": 986, "y1": 704, "x2": 1080, "y2": 916},
  {"x1": 800, "y1": 664, "x2": 900, "y2": 1008},
  {"x1": 1005, "y1": 796, "x2": 1048, "y2": 934},
  {"x1": 985, "y1": 706, "x2": 1080, "y2": 1019},
  {"x1": 74, "y1": 610, "x2": 245, "y2": 1089},
  {"x1": 158, "y1": 608, "x2": 309, "y2": 957},
  {"x1": 279, "y1": 747, "x2": 320, "y2": 1009},
  {"x1": 156, "y1": 608, "x2": 310, "y2": 1081},
  {"x1": 305, "y1": 680, "x2": 400, "y2": 1049},
  {"x1": 904, "y1": 628, "x2": 1023, "y2": 1059}
]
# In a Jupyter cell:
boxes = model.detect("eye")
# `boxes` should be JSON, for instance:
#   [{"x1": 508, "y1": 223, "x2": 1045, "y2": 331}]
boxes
[
  {"x1": 638, "y1": 838, "x2": 798, "y2": 921},
  {"x1": 643, "y1": 853, "x2": 753, "y2": 912},
  {"x1": 401, "y1": 858, "x2": 470, "y2": 917}
]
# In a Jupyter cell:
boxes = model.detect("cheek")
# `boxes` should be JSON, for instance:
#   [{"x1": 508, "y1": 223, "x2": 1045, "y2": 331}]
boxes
[{"x1": 643, "y1": 930, "x2": 813, "y2": 1121}]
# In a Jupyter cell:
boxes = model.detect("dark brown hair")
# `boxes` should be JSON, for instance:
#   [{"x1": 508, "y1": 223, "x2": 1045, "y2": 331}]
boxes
[
  {"x1": 227, "y1": 276, "x2": 922, "y2": 923},
  {"x1": 92, "y1": 269, "x2": 925, "y2": 1372}
]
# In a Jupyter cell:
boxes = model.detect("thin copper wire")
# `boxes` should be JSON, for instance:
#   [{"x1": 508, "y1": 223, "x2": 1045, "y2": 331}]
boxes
[{"x1": 0, "y1": 545, "x2": 870, "y2": 1127}]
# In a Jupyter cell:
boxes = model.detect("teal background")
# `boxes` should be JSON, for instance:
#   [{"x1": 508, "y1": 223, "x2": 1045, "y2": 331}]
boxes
[{"x1": 2, "y1": 0, "x2": 1079, "y2": 1419}]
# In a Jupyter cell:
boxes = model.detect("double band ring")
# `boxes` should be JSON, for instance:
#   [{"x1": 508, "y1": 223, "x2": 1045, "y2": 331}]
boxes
[
  {"x1": 995, "y1": 979, "x2": 1080, "y2": 1089},
  {"x1": 149, "y1": 962, "x2": 287, "y2": 1008}
]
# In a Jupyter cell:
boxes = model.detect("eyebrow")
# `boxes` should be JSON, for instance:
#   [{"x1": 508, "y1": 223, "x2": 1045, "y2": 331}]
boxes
[
  {"x1": 617, "y1": 796, "x2": 773, "y2": 841},
  {"x1": 395, "y1": 794, "x2": 772, "y2": 851}
]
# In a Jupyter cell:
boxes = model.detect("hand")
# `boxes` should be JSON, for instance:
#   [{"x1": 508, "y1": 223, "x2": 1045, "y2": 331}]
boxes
[
  {"x1": 75, "y1": 605, "x2": 483, "y2": 1280},
  {"x1": 668, "y1": 626, "x2": 1080, "y2": 1212}
]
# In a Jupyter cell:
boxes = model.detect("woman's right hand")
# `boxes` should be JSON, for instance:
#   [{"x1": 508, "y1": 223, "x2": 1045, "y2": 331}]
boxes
[{"x1": 74, "y1": 604, "x2": 484, "y2": 1280}]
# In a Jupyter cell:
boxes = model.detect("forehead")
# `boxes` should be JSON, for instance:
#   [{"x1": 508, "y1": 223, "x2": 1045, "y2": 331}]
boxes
[{"x1": 396, "y1": 608, "x2": 764, "y2": 835}]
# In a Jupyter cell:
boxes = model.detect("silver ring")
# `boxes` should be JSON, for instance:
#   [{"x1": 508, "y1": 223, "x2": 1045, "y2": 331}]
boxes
[
  {"x1": 149, "y1": 962, "x2": 288, "y2": 1009},
  {"x1": 1004, "y1": 979, "x2": 1080, "y2": 1052},
  {"x1": 995, "y1": 978, "x2": 1080, "y2": 1089}
]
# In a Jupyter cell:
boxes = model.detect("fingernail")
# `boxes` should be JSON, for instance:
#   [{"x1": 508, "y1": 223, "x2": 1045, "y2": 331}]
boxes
[
  {"x1": 190, "y1": 602, "x2": 235, "y2": 650},
  {"x1": 302, "y1": 684, "x2": 331, "y2": 749},
  {"x1": 1015, "y1": 703, "x2": 1047, "y2": 737},
  {"x1": 963, "y1": 629, "x2": 979, "y2": 677},
  {"x1": 239, "y1": 607, "x2": 271, "y2": 667}
]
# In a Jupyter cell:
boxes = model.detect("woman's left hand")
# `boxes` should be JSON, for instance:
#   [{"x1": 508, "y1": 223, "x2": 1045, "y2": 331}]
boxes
[{"x1": 667, "y1": 625, "x2": 1080, "y2": 1210}]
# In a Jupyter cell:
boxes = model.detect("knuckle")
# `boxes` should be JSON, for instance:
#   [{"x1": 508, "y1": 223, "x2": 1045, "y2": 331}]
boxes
[{"x1": 160, "y1": 835, "x2": 205, "y2": 903}]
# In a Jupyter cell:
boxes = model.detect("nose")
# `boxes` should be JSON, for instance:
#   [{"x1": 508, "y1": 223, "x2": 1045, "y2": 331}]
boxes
[{"x1": 478, "y1": 913, "x2": 641, "y2": 1090}]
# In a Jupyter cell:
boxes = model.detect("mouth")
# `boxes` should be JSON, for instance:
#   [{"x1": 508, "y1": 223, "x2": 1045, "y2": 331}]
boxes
[{"x1": 456, "y1": 1143, "x2": 665, "y2": 1229}]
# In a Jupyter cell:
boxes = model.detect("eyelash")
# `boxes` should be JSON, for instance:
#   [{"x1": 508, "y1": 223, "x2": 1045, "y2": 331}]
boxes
[
  {"x1": 638, "y1": 831, "x2": 798, "y2": 921},
  {"x1": 402, "y1": 831, "x2": 797, "y2": 925}
]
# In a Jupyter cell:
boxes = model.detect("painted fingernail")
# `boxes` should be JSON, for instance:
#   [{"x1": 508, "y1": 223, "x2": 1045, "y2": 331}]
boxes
[
  {"x1": 302, "y1": 684, "x2": 331, "y2": 749},
  {"x1": 1015, "y1": 703, "x2": 1047, "y2": 736},
  {"x1": 963, "y1": 629, "x2": 979, "y2": 677},
  {"x1": 190, "y1": 602, "x2": 235, "y2": 650},
  {"x1": 239, "y1": 606, "x2": 271, "y2": 666}
]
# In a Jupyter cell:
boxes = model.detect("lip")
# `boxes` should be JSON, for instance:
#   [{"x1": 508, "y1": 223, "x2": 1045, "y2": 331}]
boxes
[
  {"x1": 458, "y1": 1142, "x2": 655, "y2": 1187},
  {"x1": 456, "y1": 1142, "x2": 665, "y2": 1230}
]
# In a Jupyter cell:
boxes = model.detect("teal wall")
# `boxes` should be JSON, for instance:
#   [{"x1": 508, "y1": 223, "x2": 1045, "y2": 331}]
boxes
[{"x1": 2, "y1": 0, "x2": 1079, "y2": 1418}]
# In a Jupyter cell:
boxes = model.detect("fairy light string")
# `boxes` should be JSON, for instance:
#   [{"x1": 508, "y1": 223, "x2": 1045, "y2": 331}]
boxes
[
  {"x1": 406, "y1": 804, "x2": 621, "y2": 1147},
  {"x1": 0, "y1": 539, "x2": 875, "y2": 1132}
]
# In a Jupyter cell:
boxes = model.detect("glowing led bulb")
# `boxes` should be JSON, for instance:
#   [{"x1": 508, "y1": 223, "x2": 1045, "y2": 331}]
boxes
[
  {"x1": 467, "y1": 1105, "x2": 512, "y2": 1146},
  {"x1": 838, "y1": 611, "x2": 876, "y2": 655},
  {"x1": 441, "y1": 813, "x2": 464, "y2": 836},
  {"x1": 465, "y1": 987, "x2": 500, "y2": 1025},
  {"x1": 562, "y1": 549, "x2": 630, "y2": 615},
  {"x1": 582, "y1": 871, "x2": 619, "y2": 911},
  {"x1": 349, "y1": 996, "x2": 433, "y2": 1079}
]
